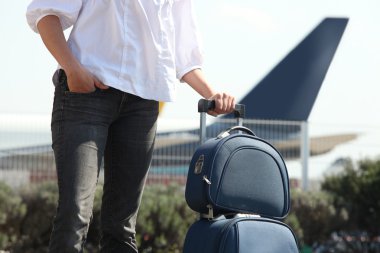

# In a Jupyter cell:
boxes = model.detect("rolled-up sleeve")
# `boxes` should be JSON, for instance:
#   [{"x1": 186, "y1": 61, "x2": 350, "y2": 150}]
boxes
[
  {"x1": 172, "y1": 0, "x2": 204, "y2": 81},
  {"x1": 26, "y1": 0, "x2": 83, "y2": 33}
]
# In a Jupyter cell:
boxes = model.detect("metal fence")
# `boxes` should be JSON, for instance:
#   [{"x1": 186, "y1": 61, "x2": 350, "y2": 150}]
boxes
[
  {"x1": 148, "y1": 118, "x2": 303, "y2": 186},
  {"x1": 0, "y1": 117, "x2": 379, "y2": 190}
]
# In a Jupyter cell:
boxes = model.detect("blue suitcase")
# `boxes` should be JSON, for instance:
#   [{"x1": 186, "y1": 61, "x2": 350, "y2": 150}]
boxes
[
  {"x1": 183, "y1": 215, "x2": 298, "y2": 253},
  {"x1": 183, "y1": 99, "x2": 298, "y2": 253},
  {"x1": 185, "y1": 100, "x2": 290, "y2": 219}
]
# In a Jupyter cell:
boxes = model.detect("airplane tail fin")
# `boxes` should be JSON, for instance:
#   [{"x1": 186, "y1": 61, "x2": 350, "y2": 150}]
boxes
[{"x1": 239, "y1": 18, "x2": 349, "y2": 121}]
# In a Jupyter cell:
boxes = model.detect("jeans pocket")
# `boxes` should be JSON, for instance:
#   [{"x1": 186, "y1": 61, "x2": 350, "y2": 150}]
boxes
[{"x1": 53, "y1": 69, "x2": 100, "y2": 96}]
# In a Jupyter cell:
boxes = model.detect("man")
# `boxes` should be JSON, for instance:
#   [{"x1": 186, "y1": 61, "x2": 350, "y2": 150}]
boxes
[{"x1": 26, "y1": 0, "x2": 235, "y2": 252}]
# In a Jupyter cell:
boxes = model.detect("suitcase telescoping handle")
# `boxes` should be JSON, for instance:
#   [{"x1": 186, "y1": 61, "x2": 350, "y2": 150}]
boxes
[{"x1": 198, "y1": 99, "x2": 246, "y2": 144}]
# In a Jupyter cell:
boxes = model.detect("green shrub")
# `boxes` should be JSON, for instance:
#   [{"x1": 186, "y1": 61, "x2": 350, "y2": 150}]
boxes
[
  {"x1": 136, "y1": 183, "x2": 197, "y2": 253},
  {"x1": 0, "y1": 181, "x2": 195, "y2": 252},
  {"x1": 286, "y1": 189, "x2": 348, "y2": 246},
  {"x1": 9, "y1": 159, "x2": 379, "y2": 252},
  {"x1": 322, "y1": 158, "x2": 380, "y2": 235},
  {"x1": 12, "y1": 182, "x2": 58, "y2": 253},
  {"x1": 284, "y1": 211, "x2": 303, "y2": 245},
  {"x1": 85, "y1": 183, "x2": 197, "y2": 253},
  {"x1": 0, "y1": 182, "x2": 26, "y2": 250}
]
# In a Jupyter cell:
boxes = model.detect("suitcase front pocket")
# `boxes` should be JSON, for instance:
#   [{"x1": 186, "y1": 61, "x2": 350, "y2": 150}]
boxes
[{"x1": 213, "y1": 147, "x2": 288, "y2": 218}]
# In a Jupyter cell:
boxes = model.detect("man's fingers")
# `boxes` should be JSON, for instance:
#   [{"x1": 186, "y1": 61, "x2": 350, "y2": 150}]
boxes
[
  {"x1": 223, "y1": 93, "x2": 230, "y2": 112},
  {"x1": 94, "y1": 77, "x2": 109, "y2": 90},
  {"x1": 207, "y1": 92, "x2": 235, "y2": 115},
  {"x1": 207, "y1": 110, "x2": 218, "y2": 117},
  {"x1": 211, "y1": 93, "x2": 223, "y2": 114},
  {"x1": 214, "y1": 96, "x2": 223, "y2": 113},
  {"x1": 228, "y1": 96, "x2": 235, "y2": 113},
  {"x1": 214, "y1": 93, "x2": 235, "y2": 114},
  {"x1": 67, "y1": 77, "x2": 95, "y2": 93}
]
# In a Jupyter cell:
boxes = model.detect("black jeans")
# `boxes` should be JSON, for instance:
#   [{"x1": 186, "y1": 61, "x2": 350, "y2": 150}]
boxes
[{"x1": 49, "y1": 70, "x2": 159, "y2": 252}]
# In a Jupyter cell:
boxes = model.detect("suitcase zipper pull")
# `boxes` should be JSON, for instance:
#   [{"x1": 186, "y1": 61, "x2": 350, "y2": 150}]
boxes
[
  {"x1": 207, "y1": 204, "x2": 214, "y2": 220},
  {"x1": 217, "y1": 131, "x2": 230, "y2": 139},
  {"x1": 200, "y1": 204, "x2": 214, "y2": 220},
  {"x1": 203, "y1": 175, "x2": 211, "y2": 185}
]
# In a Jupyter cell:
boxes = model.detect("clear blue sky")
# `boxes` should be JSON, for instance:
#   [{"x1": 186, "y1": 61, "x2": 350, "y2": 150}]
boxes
[{"x1": 1, "y1": 0, "x2": 380, "y2": 126}]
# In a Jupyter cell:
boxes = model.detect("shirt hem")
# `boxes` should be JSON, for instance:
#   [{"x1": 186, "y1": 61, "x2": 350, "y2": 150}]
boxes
[{"x1": 105, "y1": 77, "x2": 177, "y2": 102}]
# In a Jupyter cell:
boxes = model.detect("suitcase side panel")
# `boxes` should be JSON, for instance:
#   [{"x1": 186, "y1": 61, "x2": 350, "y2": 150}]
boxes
[{"x1": 185, "y1": 137, "x2": 221, "y2": 214}]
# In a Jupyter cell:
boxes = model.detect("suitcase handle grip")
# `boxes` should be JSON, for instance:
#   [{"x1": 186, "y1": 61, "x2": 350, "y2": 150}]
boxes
[
  {"x1": 218, "y1": 126, "x2": 256, "y2": 137},
  {"x1": 198, "y1": 99, "x2": 245, "y2": 118}
]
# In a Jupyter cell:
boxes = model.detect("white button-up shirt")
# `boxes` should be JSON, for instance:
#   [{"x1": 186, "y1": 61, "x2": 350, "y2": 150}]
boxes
[{"x1": 26, "y1": 0, "x2": 204, "y2": 102}]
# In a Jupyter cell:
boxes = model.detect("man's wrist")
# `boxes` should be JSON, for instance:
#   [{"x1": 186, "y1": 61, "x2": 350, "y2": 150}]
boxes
[{"x1": 62, "y1": 59, "x2": 81, "y2": 77}]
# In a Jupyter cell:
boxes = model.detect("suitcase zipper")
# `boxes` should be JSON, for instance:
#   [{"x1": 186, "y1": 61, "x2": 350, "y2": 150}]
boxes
[
  {"x1": 203, "y1": 176, "x2": 213, "y2": 219},
  {"x1": 217, "y1": 218, "x2": 240, "y2": 252}
]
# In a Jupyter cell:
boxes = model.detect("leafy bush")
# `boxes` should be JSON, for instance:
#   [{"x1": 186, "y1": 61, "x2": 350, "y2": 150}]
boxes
[
  {"x1": 0, "y1": 182, "x2": 26, "y2": 250},
  {"x1": 12, "y1": 182, "x2": 58, "y2": 253},
  {"x1": 322, "y1": 158, "x2": 380, "y2": 235},
  {"x1": 2, "y1": 157, "x2": 379, "y2": 251},
  {"x1": 284, "y1": 211, "x2": 303, "y2": 245},
  {"x1": 0, "y1": 181, "x2": 196, "y2": 252},
  {"x1": 312, "y1": 231, "x2": 380, "y2": 253},
  {"x1": 65, "y1": 183, "x2": 196, "y2": 252},
  {"x1": 136, "y1": 183, "x2": 197, "y2": 253},
  {"x1": 286, "y1": 190, "x2": 348, "y2": 246}
]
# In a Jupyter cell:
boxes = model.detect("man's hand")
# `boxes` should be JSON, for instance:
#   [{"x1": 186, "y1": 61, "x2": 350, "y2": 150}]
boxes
[
  {"x1": 207, "y1": 92, "x2": 235, "y2": 116},
  {"x1": 66, "y1": 64, "x2": 108, "y2": 93}
]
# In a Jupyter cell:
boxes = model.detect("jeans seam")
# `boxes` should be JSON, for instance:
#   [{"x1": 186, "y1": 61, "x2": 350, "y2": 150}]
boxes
[
  {"x1": 49, "y1": 83, "x2": 66, "y2": 252},
  {"x1": 57, "y1": 88, "x2": 66, "y2": 209},
  {"x1": 118, "y1": 91, "x2": 129, "y2": 114},
  {"x1": 107, "y1": 133, "x2": 115, "y2": 222}
]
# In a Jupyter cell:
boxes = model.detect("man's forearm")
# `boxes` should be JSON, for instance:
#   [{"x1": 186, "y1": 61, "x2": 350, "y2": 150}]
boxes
[
  {"x1": 182, "y1": 68, "x2": 235, "y2": 116},
  {"x1": 37, "y1": 15, "x2": 80, "y2": 73},
  {"x1": 37, "y1": 15, "x2": 107, "y2": 92},
  {"x1": 182, "y1": 69, "x2": 216, "y2": 99}
]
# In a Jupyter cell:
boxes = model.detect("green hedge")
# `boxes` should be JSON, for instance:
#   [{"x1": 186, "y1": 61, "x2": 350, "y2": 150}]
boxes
[
  {"x1": 136, "y1": 184, "x2": 197, "y2": 253},
  {"x1": 322, "y1": 158, "x2": 380, "y2": 234},
  {"x1": 0, "y1": 182, "x2": 196, "y2": 252},
  {"x1": 0, "y1": 182, "x2": 26, "y2": 250},
  {"x1": 286, "y1": 157, "x2": 380, "y2": 249},
  {"x1": 285, "y1": 190, "x2": 348, "y2": 246},
  {"x1": 0, "y1": 157, "x2": 379, "y2": 251},
  {"x1": 87, "y1": 183, "x2": 197, "y2": 253},
  {"x1": 1, "y1": 180, "x2": 332, "y2": 252}
]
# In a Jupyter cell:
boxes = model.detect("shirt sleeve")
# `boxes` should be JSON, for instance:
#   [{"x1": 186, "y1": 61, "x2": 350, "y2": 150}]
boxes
[
  {"x1": 172, "y1": 0, "x2": 204, "y2": 81},
  {"x1": 26, "y1": 0, "x2": 83, "y2": 33}
]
